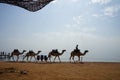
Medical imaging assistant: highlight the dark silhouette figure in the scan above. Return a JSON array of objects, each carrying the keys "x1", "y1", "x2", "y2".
[
  {"x1": 37, "y1": 55, "x2": 48, "y2": 63},
  {"x1": 7, "y1": 53, "x2": 11, "y2": 61},
  {"x1": 40, "y1": 55, "x2": 44, "y2": 62},
  {"x1": 44, "y1": 55, "x2": 48, "y2": 62},
  {"x1": 74, "y1": 45, "x2": 80, "y2": 53},
  {"x1": 76, "y1": 45, "x2": 78, "y2": 50},
  {"x1": 37, "y1": 55, "x2": 40, "y2": 61}
]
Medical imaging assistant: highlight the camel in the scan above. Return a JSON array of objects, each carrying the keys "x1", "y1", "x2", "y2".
[
  {"x1": 11, "y1": 49, "x2": 26, "y2": 61},
  {"x1": 48, "y1": 49, "x2": 66, "y2": 62},
  {"x1": 70, "y1": 50, "x2": 89, "y2": 63},
  {"x1": 23, "y1": 50, "x2": 41, "y2": 62}
]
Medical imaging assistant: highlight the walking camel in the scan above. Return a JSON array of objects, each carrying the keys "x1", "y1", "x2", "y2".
[
  {"x1": 11, "y1": 49, "x2": 26, "y2": 61},
  {"x1": 70, "y1": 50, "x2": 89, "y2": 63},
  {"x1": 23, "y1": 50, "x2": 41, "y2": 61},
  {"x1": 48, "y1": 49, "x2": 66, "y2": 62}
]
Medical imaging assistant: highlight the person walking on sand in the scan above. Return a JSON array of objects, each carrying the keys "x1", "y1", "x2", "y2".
[
  {"x1": 40, "y1": 55, "x2": 44, "y2": 62},
  {"x1": 37, "y1": 55, "x2": 40, "y2": 62}
]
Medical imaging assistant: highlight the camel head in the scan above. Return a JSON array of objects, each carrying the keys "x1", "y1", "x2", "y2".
[
  {"x1": 37, "y1": 50, "x2": 41, "y2": 55},
  {"x1": 62, "y1": 50, "x2": 66, "y2": 52},
  {"x1": 81, "y1": 50, "x2": 89, "y2": 56},
  {"x1": 85, "y1": 50, "x2": 89, "y2": 53},
  {"x1": 20, "y1": 50, "x2": 26, "y2": 55},
  {"x1": 23, "y1": 50, "x2": 26, "y2": 53},
  {"x1": 60, "y1": 50, "x2": 66, "y2": 55}
]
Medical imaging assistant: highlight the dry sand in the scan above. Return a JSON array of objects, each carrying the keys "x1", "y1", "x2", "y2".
[{"x1": 0, "y1": 61, "x2": 120, "y2": 80}]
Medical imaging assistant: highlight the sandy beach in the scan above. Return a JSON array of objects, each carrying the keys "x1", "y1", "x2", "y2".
[{"x1": 0, "y1": 61, "x2": 120, "y2": 80}]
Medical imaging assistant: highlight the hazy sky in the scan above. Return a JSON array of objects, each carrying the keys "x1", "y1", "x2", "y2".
[{"x1": 0, "y1": 0, "x2": 120, "y2": 62}]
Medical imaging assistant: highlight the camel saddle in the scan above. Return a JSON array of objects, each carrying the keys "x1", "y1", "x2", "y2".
[
  {"x1": 74, "y1": 49, "x2": 80, "y2": 53},
  {"x1": 13, "y1": 49, "x2": 19, "y2": 52},
  {"x1": 29, "y1": 50, "x2": 34, "y2": 53},
  {"x1": 52, "y1": 49, "x2": 59, "y2": 53}
]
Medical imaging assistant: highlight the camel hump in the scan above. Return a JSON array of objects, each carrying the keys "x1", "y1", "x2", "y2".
[
  {"x1": 13, "y1": 49, "x2": 19, "y2": 52},
  {"x1": 52, "y1": 49, "x2": 58, "y2": 53},
  {"x1": 29, "y1": 50, "x2": 34, "y2": 53}
]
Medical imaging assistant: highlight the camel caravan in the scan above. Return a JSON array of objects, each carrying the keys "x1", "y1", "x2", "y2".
[{"x1": 2, "y1": 45, "x2": 89, "y2": 63}]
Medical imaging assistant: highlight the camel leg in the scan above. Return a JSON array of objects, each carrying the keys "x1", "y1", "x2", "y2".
[
  {"x1": 17, "y1": 56, "x2": 19, "y2": 62},
  {"x1": 48, "y1": 54, "x2": 51, "y2": 62},
  {"x1": 22, "y1": 56, "x2": 24, "y2": 61},
  {"x1": 58, "y1": 56, "x2": 61, "y2": 62},
  {"x1": 11, "y1": 56, "x2": 13, "y2": 61},
  {"x1": 30, "y1": 56, "x2": 32, "y2": 61},
  {"x1": 78, "y1": 56, "x2": 80, "y2": 62},
  {"x1": 72, "y1": 56, "x2": 75, "y2": 63},
  {"x1": 23, "y1": 56, "x2": 26, "y2": 61},
  {"x1": 53, "y1": 56, "x2": 57, "y2": 62},
  {"x1": 12, "y1": 56, "x2": 15, "y2": 61},
  {"x1": 34, "y1": 56, "x2": 36, "y2": 62},
  {"x1": 10, "y1": 56, "x2": 12, "y2": 60},
  {"x1": 69, "y1": 56, "x2": 72, "y2": 63},
  {"x1": 27, "y1": 57, "x2": 29, "y2": 61},
  {"x1": 48, "y1": 57, "x2": 51, "y2": 62},
  {"x1": 23, "y1": 56, "x2": 27, "y2": 62},
  {"x1": 80, "y1": 57, "x2": 83, "y2": 63}
]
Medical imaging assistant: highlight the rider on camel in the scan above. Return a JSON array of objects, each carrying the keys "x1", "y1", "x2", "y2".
[{"x1": 74, "y1": 45, "x2": 80, "y2": 52}]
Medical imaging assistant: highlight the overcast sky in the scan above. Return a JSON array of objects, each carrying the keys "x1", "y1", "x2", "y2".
[{"x1": 0, "y1": 0, "x2": 120, "y2": 62}]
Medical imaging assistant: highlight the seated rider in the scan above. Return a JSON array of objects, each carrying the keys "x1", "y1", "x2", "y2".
[
  {"x1": 76, "y1": 45, "x2": 78, "y2": 50},
  {"x1": 74, "y1": 45, "x2": 80, "y2": 52}
]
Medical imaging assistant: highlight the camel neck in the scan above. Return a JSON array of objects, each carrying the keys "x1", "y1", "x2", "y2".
[
  {"x1": 59, "y1": 50, "x2": 65, "y2": 55},
  {"x1": 81, "y1": 51, "x2": 87, "y2": 55},
  {"x1": 36, "y1": 51, "x2": 40, "y2": 55},
  {"x1": 20, "y1": 51, "x2": 25, "y2": 54}
]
